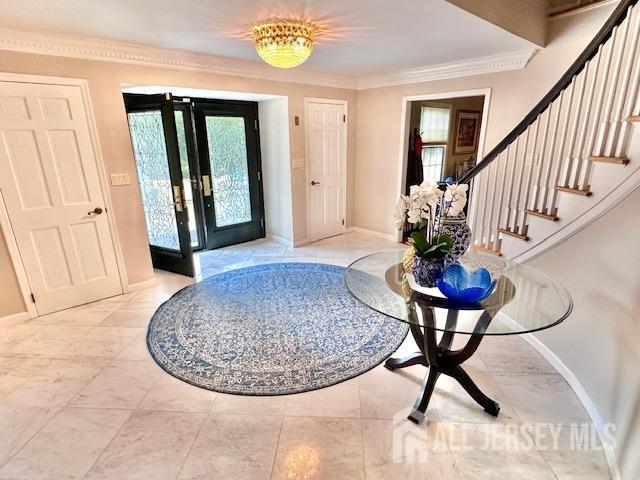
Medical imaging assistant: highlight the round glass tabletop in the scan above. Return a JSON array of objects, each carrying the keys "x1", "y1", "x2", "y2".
[{"x1": 343, "y1": 250, "x2": 573, "y2": 336}]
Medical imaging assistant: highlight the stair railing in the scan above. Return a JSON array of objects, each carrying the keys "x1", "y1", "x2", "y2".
[{"x1": 462, "y1": 0, "x2": 640, "y2": 254}]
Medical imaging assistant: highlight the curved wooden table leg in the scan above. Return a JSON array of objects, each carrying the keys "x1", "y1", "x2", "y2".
[
  {"x1": 408, "y1": 367, "x2": 440, "y2": 424},
  {"x1": 448, "y1": 365, "x2": 500, "y2": 416},
  {"x1": 385, "y1": 352, "x2": 428, "y2": 370}
]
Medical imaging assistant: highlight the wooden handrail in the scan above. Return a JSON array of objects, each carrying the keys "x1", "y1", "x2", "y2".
[{"x1": 460, "y1": 0, "x2": 638, "y2": 184}]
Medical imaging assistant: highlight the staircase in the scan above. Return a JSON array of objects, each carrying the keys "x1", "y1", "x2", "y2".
[{"x1": 463, "y1": 0, "x2": 640, "y2": 260}]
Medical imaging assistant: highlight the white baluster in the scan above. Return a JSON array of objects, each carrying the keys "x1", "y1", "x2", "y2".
[
  {"x1": 562, "y1": 65, "x2": 589, "y2": 188},
  {"x1": 487, "y1": 153, "x2": 506, "y2": 250},
  {"x1": 471, "y1": 168, "x2": 490, "y2": 247},
  {"x1": 531, "y1": 109, "x2": 556, "y2": 212},
  {"x1": 503, "y1": 136, "x2": 521, "y2": 231},
  {"x1": 512, "y1": 126, "x2": 530, "y2": 236},
  {"x1": 617, "y1": 5, "x2": 640, "y2": 157},
  {"x1": 479, "y1": 157, "x2": 498, "y2": 250},
  {"x1": 523, "y1": 116, "x2": 541, "y2": 214},
  {"x1": 572, "y1": 45, "x2": 603, "y2": 188},
  {"x1": 605, "y1": 6, "x2": 640, "y2": 156},
  {"x1": 493, "y1": 146, "x2": 512, "y2": 251},
  {"x1": 550, "y1": 78, "x2": 576, "y2": 208},
  {"x1": 594, "y1": 15, "x2": 631, "y2": 156},
  {"x1": 540, "y1": 97, "x2": 566, "y2": 215},
  {"x1": 582, "y1": 28, "x2": 617, "y2": 190}
]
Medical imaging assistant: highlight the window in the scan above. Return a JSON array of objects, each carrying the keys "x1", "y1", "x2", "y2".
[{"x1": 420, "y1": 106, "x2": 451, "y2": 182}]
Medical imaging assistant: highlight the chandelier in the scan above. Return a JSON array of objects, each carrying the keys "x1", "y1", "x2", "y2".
[{"x1": 252, "y1": 20, "x2": 315, "y2": 69}]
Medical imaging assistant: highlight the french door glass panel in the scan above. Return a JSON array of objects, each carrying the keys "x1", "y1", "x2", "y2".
[
  {"x1": 174, "y1": 110, "x2": 200, "y2": 247},
  {"x1": 128, "y1": 110, "x2": 180, "y2": 250},
  {"x1": 205, "y1": 116, "x2": 252, "y2": 227}
]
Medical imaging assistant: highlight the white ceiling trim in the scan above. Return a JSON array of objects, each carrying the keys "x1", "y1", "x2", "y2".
[
  {"x1": 0, "y1": 28, "x2": 358, "y2": 90},
  {"x1": 356, "y1": 49, "x2": 538, "y2": 90},
  {"x1": 0, "y1": 28, "x2": 537, "y2": 91}
]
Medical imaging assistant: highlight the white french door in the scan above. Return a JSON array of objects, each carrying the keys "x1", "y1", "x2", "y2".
[
  {"x1": 0, "y1": 80, "x2": 122, "y2": 315},
  {"x1": 305, "y1": 99, "x2": 347, "y2": 242}
]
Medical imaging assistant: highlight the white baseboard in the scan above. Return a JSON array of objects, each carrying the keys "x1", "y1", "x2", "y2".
[
  {"x1": 348, "y1": 226, "x2": 398, "y2": 242},
  {"x1": 522, "y1": 333, "x2": 620, "y2": 480},
  {"x1": 293, "y1": 238, "x2": 311, "y2": 247},
  {"x1": 266, "y1": 233, "x2": 293, "y2": 247},
  {"x1": 0, "y1": 311, "x2": 31, "y2": 324},
  {"x1": 126, "y1": 278, "x2": 157, "y2": 293}
]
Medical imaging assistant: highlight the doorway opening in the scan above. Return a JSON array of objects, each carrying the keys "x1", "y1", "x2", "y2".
[
  {"x1": 397, "y1": 89, "x2": 491, "y2": 241},
  {"x1": 123, "y1": 92, "x2": 266, "y2": 276}
]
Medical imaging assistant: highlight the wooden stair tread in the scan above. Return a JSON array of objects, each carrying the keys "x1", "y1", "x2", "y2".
[
  {"x1": 555, "y1": 185, "x2": 592, "y2": 196},
  {"x1": 498, "y1": 227, "x2": 530, "y2": 241},
  {"x1": 589, "y1": 155, "x2": 629, "y2": 165},
  {"x1": 627, "y1": 115, "x2": 640, "y2": 123},
  {"x1": 525, "y1": 209, "x2": 559, "y2": 221},
  {"x1": 472, "y1": 244, "x2": 502, "y2": 257}
]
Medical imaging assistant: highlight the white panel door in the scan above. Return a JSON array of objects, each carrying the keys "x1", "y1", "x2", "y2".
[
  {"x1": 306, "y1": 100, "x2": 346, "y2": 241},
  {"x1": 0, "y1": 81, "x2": 122, "y2": 315}
]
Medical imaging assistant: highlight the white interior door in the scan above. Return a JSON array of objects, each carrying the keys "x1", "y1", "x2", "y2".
[
  {"x1": 306, "y1": 99, "x2": 346, "y2": 241},
  {"x1": 0, "y1": 81, "x2": 122, "y2": 315}
]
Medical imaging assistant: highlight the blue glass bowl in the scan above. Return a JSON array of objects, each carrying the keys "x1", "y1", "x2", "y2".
[{"x1": 436, "y1": 263, "x2": 496, "y2": 304}]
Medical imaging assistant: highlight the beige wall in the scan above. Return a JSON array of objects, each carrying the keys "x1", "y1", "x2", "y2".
[
  {"x1": 529, "y1": 187, "x2": 640, "y2": 480},
  {"x1": 354, "y1": 4, "x2": 615, "y2": 236},
  {"x1": 259, "y1": 98, "x2": 294, "y2": 242},
  {"x1": 0, "y1": 50, "x2": 357, "y2": 316},
  {"x1": 409, "y1": 96, "x2": 485, "y2": 180}
]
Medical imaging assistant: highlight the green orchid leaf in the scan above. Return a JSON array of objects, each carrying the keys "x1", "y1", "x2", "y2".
[
  {"x1": 424, "y1": 241, "x2": 447, "y2": 254},
  {"x1": 436, "y1": 233, "x2": 454, "y2": 252},
  {"x1": 410, "y1": 231, "x2": 430, "y2": 255}
]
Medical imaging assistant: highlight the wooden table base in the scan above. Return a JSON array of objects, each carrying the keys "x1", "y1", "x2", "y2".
[{"x1": 385, "y1": 299, "x2": 500, "y2": 424}]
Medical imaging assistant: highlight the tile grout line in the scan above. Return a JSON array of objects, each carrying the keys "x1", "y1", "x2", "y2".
[
  {"x1": 174, "y1": 411, "x2": 209, "y2": 480},
  {"x1": 268, "y1": 414, "x2": 286, "y2": 479}
]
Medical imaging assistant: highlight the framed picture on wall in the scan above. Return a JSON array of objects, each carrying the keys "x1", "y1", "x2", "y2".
[{"x1": 453, "y1": 110, "x2": 481, "y2": 154}]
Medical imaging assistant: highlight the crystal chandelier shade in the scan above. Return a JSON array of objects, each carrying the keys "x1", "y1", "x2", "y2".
[{"x1": 252, "y1": 20, "x2": 315, "y2": 69}]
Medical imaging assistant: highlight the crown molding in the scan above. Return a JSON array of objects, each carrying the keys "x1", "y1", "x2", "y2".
[
  {"x1": 0, "y1": 28, "x2": 537, "y2": 91},
  {"x1": 356, "y1": 48, "x2": 537, "y2": 90},
  {"x1": 0, "y1": 28, "x2": 358, "y2": 90}
]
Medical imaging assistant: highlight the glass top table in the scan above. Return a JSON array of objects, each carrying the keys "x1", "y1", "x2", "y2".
[
  {"x1": 343, "y1": 250, "x2": 573, "y2": 423},
  {"x1": 344, "y1": 250, "x2": 573, "y2": 336}
]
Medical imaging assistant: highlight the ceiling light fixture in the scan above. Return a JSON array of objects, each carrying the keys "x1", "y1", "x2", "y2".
[{"x1": 252, "y1": 20, "x2": 315, "y2": 69}]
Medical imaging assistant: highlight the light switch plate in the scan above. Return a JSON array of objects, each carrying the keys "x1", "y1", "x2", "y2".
[
  {"x1": 292, "y1": 157, "x2": 305, "y2": 169},
  {"x1": 110, "y1": 173, "x2": 131, "y2": 186}
]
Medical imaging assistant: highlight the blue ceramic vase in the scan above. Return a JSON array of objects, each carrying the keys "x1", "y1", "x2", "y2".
[
  {"x1": 412, "y1": 256, "x2": 446, "y2": 288},
  {"x1": 439, "y1": 213, "x2": 471, "y2": 265}
]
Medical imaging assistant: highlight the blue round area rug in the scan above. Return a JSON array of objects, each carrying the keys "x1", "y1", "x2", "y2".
[{"x1": 147, "y1": 263, "x2": 408, "y2": 395}]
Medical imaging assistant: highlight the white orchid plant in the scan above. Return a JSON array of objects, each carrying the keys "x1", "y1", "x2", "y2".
[{"x1": 394, "y1": 180, "x2": 469, "y2": 259}]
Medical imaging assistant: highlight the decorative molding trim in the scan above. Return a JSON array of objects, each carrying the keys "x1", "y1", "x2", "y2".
[
  {"x1": 357, "y1": 49, "x2": 537, "y2": 90},
  {"x1": 126, "y1": 278, "x2": 157, "y2": 293},
  {"x1": 348, "y1": 227, "x2": 398, "y2": 242},
  {"x1": 0, "y1": 311, "x2": 30, "y2": 324},
  {"x1": 267, "y1": 233, "x2": 293, "y2": 247},
  {"x1": 522, "y1": 333, "x2": 620, "y2": 480},
  {"x1": 0, "y1": 29, "x2": 539, "y2": 91},
  {"x1": 0, "y1": 28, "x2": 358, "y2": 90}
]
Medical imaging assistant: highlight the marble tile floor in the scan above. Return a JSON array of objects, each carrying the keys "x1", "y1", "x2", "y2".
[{"x1": 0, "y1": 232, "x2": 609, "y2": 479}]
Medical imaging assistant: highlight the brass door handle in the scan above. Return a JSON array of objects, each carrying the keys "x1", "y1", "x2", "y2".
[
  {"x1": 88, "y1": 207, "x2": 103, "y2": 215},
  {"x1": 311, "y1": 180, "x2": 320, "y2": 186}
]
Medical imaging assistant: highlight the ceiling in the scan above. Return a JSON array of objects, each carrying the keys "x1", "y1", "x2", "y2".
[{"x1": 0, "y1": 0, "x2": 536, "y2": 77}]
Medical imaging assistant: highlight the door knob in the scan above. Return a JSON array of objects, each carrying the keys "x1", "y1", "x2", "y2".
[
  {"x1": 311, "y1": 180, "x2": 320, "y2": 185},
  {"x1": 88, "y1": 207, "x2": 103, "y2": 215}
]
